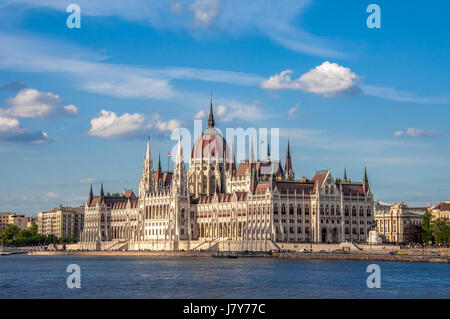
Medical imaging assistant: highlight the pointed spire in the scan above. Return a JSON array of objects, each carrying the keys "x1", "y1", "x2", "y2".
[
  {"x1": 229, "y1": 140, "x2": 236, "y2": 175},
  {"x1": 146, "y1": 136, "x2": 151, "y2": 159},
  {"x1": 140, "y1": 136, "x2": 154, "y2": 196},
  {"x1": 344, "y1": 168, "x2": 347, "y2": 181},
  {"x1": 267, "y1": 141, "x2": 271, "y2": 160},
  {"x1": 87, "y1": 184, "x2": 93, "y2": 206},
  {"x1": 157, "y1": 153, "x2": 161, "y2": 172},
  {"x1": 363, "y1": 165, "x2": 370, "y2": 193},
  {"x1": 99, "y1": 183, "x2": 104, "y2": 204},
  {"x1": 207, "y1": 91, "x2": 215, "y2": 128},
  {"x1": 285, "y1": 139, "x2": 293, "y2": 180},
  {"x1": 176, "y1": 133, "x2": 183, "y2": 163}
]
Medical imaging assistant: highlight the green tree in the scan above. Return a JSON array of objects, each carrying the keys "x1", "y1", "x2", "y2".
[
  {"x1": 0, "y1": 225, "x2": 21, "y2": 245},
  {"x1": 432, "y1": 217, "x2": 450, "y2": 245},
  {"x1": 421, "y1": 210, "x2": 434, "y2": 244}
]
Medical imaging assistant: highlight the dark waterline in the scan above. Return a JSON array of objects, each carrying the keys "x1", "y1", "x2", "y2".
[{"x1": 0, "y1": 255, "x2": 448, "y2": 298}]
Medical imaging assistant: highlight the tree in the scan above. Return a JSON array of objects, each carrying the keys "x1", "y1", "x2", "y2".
[
  {"x1": 0, "y1": 225, "x2": 21, "y2": 245},
  {"x1": 432, "y1": 218, "x2": 450, "y2": 245},
  {"x1": 421, "y1": 210, "x2": 434, "y2": 244}
]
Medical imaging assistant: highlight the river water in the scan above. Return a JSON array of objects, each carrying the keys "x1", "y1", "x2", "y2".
[{"x1": 0, "y1": 255, "x2": 448, "y2": 298}]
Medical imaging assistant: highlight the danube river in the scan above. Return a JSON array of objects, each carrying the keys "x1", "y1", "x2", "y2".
[{"x1": 0, "y1": 255, "x2": 448, "y2": 298}]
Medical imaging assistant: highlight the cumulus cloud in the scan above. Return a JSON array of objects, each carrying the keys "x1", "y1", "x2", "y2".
[
  {"x1": 261, "y1": 62, "x2": 361, "y2": 97},
  {"x1": 216, "y1": 105, "x2": 227, "y2": 116},
  {"x1": 63, "y1": 104, "x2": 79, "y2": 115},
  {"x1": 0, "y1": 88, "x2": 78, "y2": 118},
  {"x1": 194, "y1": 110, "x2": 207, "y2": 119},
  {"x1": 394, "y1": 128, "x2": 440, "y2": 138},
  {"x1": 88, "y1": 110, "x2": 181, "y2": 139},
  {"x1": 218, "y1": 101, "x2": 267, "y2": 122},
  {"x1": 0, "y1": 115, "x2": 51, "y2": 144}
]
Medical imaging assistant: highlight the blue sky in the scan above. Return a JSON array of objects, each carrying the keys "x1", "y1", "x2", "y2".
[{"x1": 0, "y1": 0, "x2": 449, "y2": 214}]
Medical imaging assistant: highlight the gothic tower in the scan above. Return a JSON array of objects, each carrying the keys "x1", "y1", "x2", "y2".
[
  {"x1": 139, "y1": 136, "x2": 154, "y2": 197},
  {"x1": 284, "y1": 139, "x2": 295, "y2": 180}
]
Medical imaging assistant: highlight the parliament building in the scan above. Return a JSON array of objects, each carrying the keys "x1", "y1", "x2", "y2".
[{"x1": 79, "y1": 102, "x2": 375, "y2": 251}]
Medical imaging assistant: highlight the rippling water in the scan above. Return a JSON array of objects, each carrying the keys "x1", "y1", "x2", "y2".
[{"x1": 0, "y1": 255, "x2": 448, "y2": 298}]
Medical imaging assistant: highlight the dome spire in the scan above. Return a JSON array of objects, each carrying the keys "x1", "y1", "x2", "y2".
[{"x1": 207, "y1": 91, "x2": 215, "y2": 128}]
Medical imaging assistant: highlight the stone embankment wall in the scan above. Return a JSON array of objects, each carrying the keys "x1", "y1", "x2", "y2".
[{"x1": 27, "y1": 250, "x2": 449, "y2": 264}]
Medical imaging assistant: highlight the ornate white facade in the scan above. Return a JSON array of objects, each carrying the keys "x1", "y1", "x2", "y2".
[{"x1": 79, "y1": 103, "x2": 375, "y2": 251}]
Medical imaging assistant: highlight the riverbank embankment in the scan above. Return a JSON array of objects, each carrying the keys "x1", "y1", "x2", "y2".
[{"x1": 25, "y1": 250, "x2": 449, "y2": 263}]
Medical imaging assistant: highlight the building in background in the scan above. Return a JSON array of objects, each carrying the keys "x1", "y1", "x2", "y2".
[
  {"x1": 429, "y1": 201, "x2": 450, "y2": 220},
  {"x1": 27, "y1": 217, "x2": 37, "y2": 229},
  {"x1": 79, "y1": 103, "x2": 376, "y2": 251},
  {"x1": 37, "y1": 206, "x2": 85, "y2": 240},
  {"x1": 0, "y1": 212, "x2": 28, "y2": 232},
  {"x1": 375, "y1": 202, "x2": 425, "y2": 243}
]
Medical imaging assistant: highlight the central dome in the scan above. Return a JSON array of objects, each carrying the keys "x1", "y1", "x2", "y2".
[
  {"x1": 191, "y1": 127, "x2": 229, "y2": 161},
  {"x1": 191, "y1": 98, "x2": 229, "y2": 162}
]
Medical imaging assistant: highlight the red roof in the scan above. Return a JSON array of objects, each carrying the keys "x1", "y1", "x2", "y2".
[
  {"x1": 191, "y1": 129, "x2": 229, "y2": 161},
  {"x1": 435, "y1": 202, "x2": 450, "y2": 211},
  {"x1": 339, "y1": 183, "x2": 366, "y2": 196},
  {"x1": 236, "y1": 161, "x2": 284, "y2": 177},
  {"x1": 311, "y1": 171, "x2": 328, "y2": 188},
  {"x1": 275, "y1": 181, "x2": 315, "y2": 194},
  {"x1": 88, "y1": 191, "x2": 138, "y2": 209}
]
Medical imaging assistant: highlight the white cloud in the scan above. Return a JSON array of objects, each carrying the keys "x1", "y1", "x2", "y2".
[
  {"x1": 0, "y1": 33, "x2": 265, "y2": 101},
  {"x1": 261, "y1": 62, "x2": 361, "y2": 97},
  {"x1": 88, "y1": 110, "x2": 181, "y2": 139},
  {"x1": 362, "y1": 85, "x2": 450, "y2": 104},
  {"x1": 216, "y1": 105, "x2": 227, "y2": 116},
  {"x1": 288, "y1": 104, "x2": 299, "y2": 116},
  {"x1": 218, "y1": 101, "x2": 267, "y2": 122},
  {"x1": 0, "y1": 88, "x2": 78, "y2": 118},
  {"x1": 0, "y1": 116, "x2": 20, "y2": 133},
  {"x1": 43, "y1": 192, "x2": 60, "y2": 200},
  {"x1": 394, "y1": 128, "x2": 440, "y2": 138},
  {"x1": 155, "y1": 119, "x2": 182, "y2": 132},
  {"x1": 63, "y1": 104, "x2": 79, "y2": 115},
  {"x1": 0, "y1": 115, "x2": 51, "y2": 144},
  {"x1": 80, "y1": 178, "x2": 94, "y2": 184},
  {"x1": 194, "y1": 110, "x2": 207, "y2": 119},
  {"x1": 190, "y1": 0, "x2": 222, "y2": 27}
]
